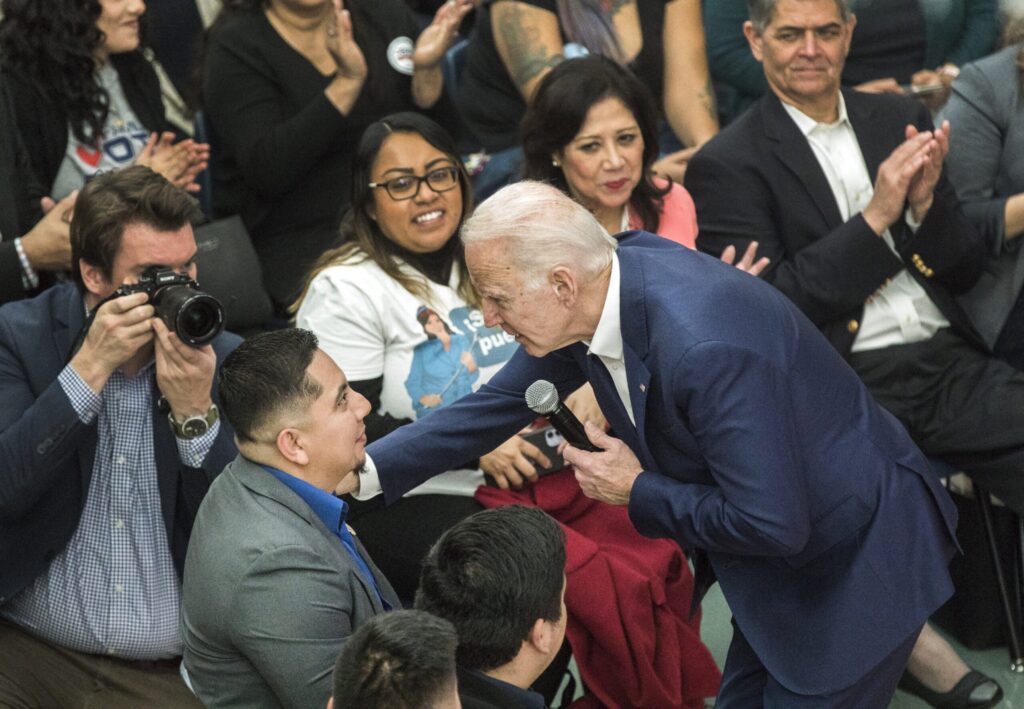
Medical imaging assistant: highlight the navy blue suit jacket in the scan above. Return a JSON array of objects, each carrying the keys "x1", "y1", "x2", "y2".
[
  {"x1": 0, "y1": 282, "x2": 241, "y2": 604},
  {"x1": 367, "y1": 233, "x2": 958, "y2": 694}
]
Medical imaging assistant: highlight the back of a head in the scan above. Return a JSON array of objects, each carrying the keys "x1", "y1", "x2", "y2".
[
  {"x1": 414, "y1": 505, "x2": 566, "y2": 672},
  {"x1": 332, "y1": 610, "x2": 458, "y2": 709},
  {"x1": 216, "y1": 328, "x2": 321, "y2": 444},
  {"x1": 460, "y1": 181, "x2": 616, "y2": 291}
]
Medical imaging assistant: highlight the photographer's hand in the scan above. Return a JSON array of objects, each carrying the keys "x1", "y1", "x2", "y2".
[
  {"x1": 152, "y1": 318, "x2": 216, "y2": 419},
  {"x1": 70, "y1": 292, "x2": 155, "y2": 394}
]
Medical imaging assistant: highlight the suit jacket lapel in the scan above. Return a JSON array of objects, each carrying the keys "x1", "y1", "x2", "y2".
[
  {"x1": 235, "y1": 459, "x2": 387, "y2": 610},
  {"x1": 614, "y1": 252, "x2": 656, "y2": 471},
  {"x1": 843, "y1": 89, "x2": 886, "y2": 183},
  {"x1": 762, "y1": 93, "x2": 845, "y2": 230}
]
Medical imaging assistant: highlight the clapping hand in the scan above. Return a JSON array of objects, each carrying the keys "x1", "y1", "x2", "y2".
[
  {"x1": 413, "y1": 0, "x2": 474, "y2": 70},
  {"x1": 327, "y1": 0, "x2": 367, "y2": 82},
  {"x1": 136, "y1": 132, "x2": 210, "y2": 193}
]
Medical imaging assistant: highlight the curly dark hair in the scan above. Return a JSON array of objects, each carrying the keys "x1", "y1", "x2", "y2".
[
  {"x1": 0, "y1": 0, "x2": 116, "y2": 145},
  {"x1": 521, "y1": 55, "x2": 670, "y2": 233}
]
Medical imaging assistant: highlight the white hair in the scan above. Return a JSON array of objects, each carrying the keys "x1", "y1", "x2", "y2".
[{"x1": 460, "y1": 181, "x2": 617, "y2": 291}]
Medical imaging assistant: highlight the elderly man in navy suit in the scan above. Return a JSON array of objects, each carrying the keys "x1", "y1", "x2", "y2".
[
  {"x1": 338, "y1": 180, "x2": 959, "y2": 706},
  {"x1": 688, "y1": 0, "x2": 1017, "y2": 704}
]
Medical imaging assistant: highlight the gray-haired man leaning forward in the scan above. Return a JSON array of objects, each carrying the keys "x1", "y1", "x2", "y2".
[{"x1": 340, "y1": 180, "x2": 959, "y2": 707}]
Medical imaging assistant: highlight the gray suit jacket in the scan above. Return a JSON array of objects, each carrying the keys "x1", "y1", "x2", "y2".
[
  {"x1": 942, "y1": 43, "x2": 1024, "y2": 347},
  {"x1": 181, "y1": 455, "x2": 399, "y2": 709}
]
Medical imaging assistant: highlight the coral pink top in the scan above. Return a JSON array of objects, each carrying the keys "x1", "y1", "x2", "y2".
[{"x1": 628, "y1": 181, "x2": 699, "y2": 249}]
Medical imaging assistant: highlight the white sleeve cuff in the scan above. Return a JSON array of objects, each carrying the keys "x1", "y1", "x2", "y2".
[{"x1": 353, "y1": 453, "x2": 383, "y2": 500}]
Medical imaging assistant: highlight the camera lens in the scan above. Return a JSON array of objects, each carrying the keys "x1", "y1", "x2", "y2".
[{"x1": 152, "y1": 285, "x2": 225, "y2": 346}]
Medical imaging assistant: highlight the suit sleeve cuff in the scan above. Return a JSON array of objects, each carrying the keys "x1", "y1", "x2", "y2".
[
  {"x1": 59, "y1": 364, "x2": 102, "y2": 424},
  {"x1": 353, "y1": 453, "x2": 383, "y2": 500}
]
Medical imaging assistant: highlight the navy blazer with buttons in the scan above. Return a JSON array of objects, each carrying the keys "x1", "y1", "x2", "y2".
[
  {"x1": 688, "y1": 89, "x2": 987, "y2": 357},
  {"x1": 0, "y1": 282, "x2": 241, "y2": 604},
  {"x1": 366, "y1": 233, "x2": 958, "y2": 695}
]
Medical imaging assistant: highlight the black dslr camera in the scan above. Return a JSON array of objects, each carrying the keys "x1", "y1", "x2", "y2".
[{"x1": 113, "y1": 266, "x2": 225, "y2": 347}]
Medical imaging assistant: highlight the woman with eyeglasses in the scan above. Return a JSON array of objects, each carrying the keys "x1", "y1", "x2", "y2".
[
  {"x1": 202, "y1": 0, "x2": 472, "y2": 315},
  {"x1": 294, "y1": 112, "x2": 549, "y2": 602}
]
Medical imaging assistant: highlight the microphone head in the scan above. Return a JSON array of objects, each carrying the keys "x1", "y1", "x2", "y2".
[{"x1": 525, "y1": 380, "x2": 559, "y2": 415}]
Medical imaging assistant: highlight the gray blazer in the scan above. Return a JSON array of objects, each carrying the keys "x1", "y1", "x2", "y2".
[
  {"x1": 181, "y1": 455, "x2": 400, "y2": 709},
  {"x1": 943, "y1": 43, "x2": 1024, "y2": 347}
]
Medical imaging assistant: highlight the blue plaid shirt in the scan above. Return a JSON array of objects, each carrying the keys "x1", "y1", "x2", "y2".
[{"x1": 1, "y1": 363, "x2": 218, "y2": 659}]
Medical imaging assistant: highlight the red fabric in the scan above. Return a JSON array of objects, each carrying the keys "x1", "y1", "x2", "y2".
[{"x1": 476, "y1": 470, "x2": 721, "y2": 709}]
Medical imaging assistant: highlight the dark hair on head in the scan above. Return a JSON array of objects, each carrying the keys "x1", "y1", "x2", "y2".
[
  {"x1": 747, "y1": 0, "x2": 852, "y2": 32},
  {"x1": 415, "y1": 506, "x2": 566, "y2": 672},
  {"x1": 521, "y1": 55, "x2": 670, "y2": 233},
  {"x1": 217, "y1": 328, "x2": 323, "y2": 443},
  {"x1": 71, "y1": 166, "x2": 203, "y2": 291},
  {"x1": 293, "y1": 112, "x2": 476, "y2": 312},
  {"x1": 416, "y1": 306, "x2": 453, "y2": 340},
  {"x1": 332, "y1": 610, "x2": 458, "y2": 709},
  {"x1": 0, "y1": 0, "x2": 144, "y2": 144}
]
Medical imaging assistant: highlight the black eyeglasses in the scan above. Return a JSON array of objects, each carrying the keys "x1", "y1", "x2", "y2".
[{"x1": 368, "y1": 167, "x2": 460, "y2": 201}]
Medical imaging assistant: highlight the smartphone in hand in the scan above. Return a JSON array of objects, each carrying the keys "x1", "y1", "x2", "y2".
[{"x1": 520, "y1": 424, "x2": 566, "y2": 476}]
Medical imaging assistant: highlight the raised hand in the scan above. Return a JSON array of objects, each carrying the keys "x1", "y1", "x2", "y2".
[
  {"x1": 326, "y1": 0, "x2": 367, "y2": 82},
  {"x1": 905, "y1": 120, "x2": 950, "y2": 222},
  {"x1": 152, "y1": 318, "x2": 216, "y2": 420},
  {"x1": 860, "y1": 128, "x2": 938, "y2": 235},
  {"x1": 70, "y1": 291, "x2": 155, "y2": 391},
  {"x1": 413, "y1": 0, "x2": 474, "y2": 70}
]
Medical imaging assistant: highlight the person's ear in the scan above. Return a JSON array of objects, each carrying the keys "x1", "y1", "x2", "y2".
[
  {"x1": 366, "y1": 202, "x2": 377, "y2": 222},
  {"x1": 276, "y1": 427, "x2": 310, "y2": 466},
  {"x1": 743, "y1": 21, "x2": 764, "y2": 62},
  {"x1": 526, "y1": 617, "x2": 555, "y2": 655},
  {"x1": 550, "y1": 266, "x2": 577, "y2": 306},
  {"x1": 79, "y1": 259, "x2": 111, "y2": 299}
]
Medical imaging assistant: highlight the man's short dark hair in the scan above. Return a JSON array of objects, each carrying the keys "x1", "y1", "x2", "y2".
[
  {"x1": 747, "y1": 0, "x2": 852, "y2": 32},
  {"x1": 70, "y1": 165, "x2": 203, "y2": 290},
  {"x1": 415, "y1": 506, "x2": 566, "y2": 671},
  {"x1": 217, "y1": 328, "x2": 322, "y2": 442},
  {"x1": 332, "y1": 610, "x2": 458, "y2": 709}
]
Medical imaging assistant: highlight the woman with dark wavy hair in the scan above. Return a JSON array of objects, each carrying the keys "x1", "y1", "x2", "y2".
[
  {"x1": 0, "y1": 0, "x2": 208, "y2": 200},
  {"x1": 522, "y1": 56, "x2": 769, "y2": 272},
  {"x1": 201, "y1": 0, "x2": 471, "y2": 314}
]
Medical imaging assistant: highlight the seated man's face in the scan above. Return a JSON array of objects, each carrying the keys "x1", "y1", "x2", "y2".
[
  {"x1": 746, "y1": 0, "x2": 855, "y2": 110},
  {"x1": 298, "y1": 351, "x2": 371, "y2": 488}
]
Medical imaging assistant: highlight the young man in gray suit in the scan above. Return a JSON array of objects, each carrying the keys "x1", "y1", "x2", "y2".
[{"x1": 181, "y1": 328, "x2": 400, "y2": 709}]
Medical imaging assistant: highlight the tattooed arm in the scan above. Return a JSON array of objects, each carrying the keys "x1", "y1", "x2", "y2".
[
  {"x1": 492, "y1": 1, "x2": 565, "y2": 101},
  {"x1": 662, "y1": 0, "x2": 719, "y2": 148}
]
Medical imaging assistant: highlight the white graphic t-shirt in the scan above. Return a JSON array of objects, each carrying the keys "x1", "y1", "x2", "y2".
[
  {"x1": 296, "y1": 255, "x2": 518, "y2": 496},
  {"x1": 50, "y1": 63, "x2": 150, "y2": 199}
]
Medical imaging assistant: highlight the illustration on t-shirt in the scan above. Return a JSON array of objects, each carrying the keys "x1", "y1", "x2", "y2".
[{"x1": 404, "y1": 304, "x2": 516, "y2": 418}]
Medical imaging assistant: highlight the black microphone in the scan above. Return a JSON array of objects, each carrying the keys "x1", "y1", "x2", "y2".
[{"x1": 525, "y1": 380, "x2": 601, "y2": 452}]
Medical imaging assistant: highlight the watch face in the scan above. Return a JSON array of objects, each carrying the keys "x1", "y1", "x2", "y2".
[{"x1": 182, "y1": 418, "x2": 209, "y2": 438}]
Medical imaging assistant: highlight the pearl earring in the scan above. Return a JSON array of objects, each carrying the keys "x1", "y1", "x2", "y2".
[{"x1": 551, "y1": 160, "x2": 560, "y2": 167}]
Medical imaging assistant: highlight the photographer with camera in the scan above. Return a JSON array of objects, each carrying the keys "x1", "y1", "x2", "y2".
[{"x1": 0, "y1": 166, "x2": 240, "y2": 707}]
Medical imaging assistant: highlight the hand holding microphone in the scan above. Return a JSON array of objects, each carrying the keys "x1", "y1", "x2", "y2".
[
  {"x1": 525, "y1": 380, "x2": 601, "y2": 452},
  {"x1": 526, "y1": 380, "x2": 642, "y2": 505}
]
